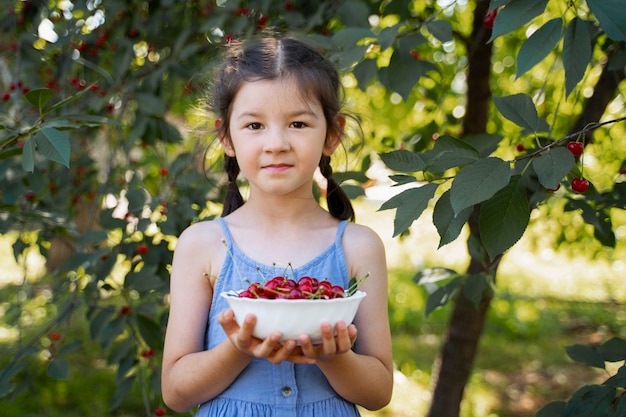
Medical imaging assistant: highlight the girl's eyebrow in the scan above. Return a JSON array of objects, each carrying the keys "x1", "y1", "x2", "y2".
[{"x1": 236, "y1": 109, "x2": 320, "y2": 119}]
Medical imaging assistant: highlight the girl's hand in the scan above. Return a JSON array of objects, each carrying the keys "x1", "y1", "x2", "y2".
[
  {"x1": 218, "y1": 308, "x2": 313, "y2": 364},
  {"x1": 296, "y1": 321, "x2": 357, "y2": 361}
]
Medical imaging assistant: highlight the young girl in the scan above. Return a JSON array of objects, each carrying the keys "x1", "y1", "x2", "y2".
[{"x1": 161, "y1": 36, "x2": 393, "y2": 417}]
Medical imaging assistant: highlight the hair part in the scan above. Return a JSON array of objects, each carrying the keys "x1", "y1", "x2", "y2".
[{"x1": 213, "y1": 36, "x2": 355, "y2": 221}]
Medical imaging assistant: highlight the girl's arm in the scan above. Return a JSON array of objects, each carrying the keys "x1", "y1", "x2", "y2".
[
  {"x1": 302, "y1": 224, "x2": 394, "y2": 410},
  {"x1": 161, "y1": 223, "x2": 253, "y2": 412}
]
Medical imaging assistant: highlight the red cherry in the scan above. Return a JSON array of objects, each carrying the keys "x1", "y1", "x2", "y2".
[
  {"x1": 571, "y1": 178, "x2": 589, "y2": 193},
  {"x1": 2, "y1": 92, "x2": 11, "y2": 101},
  {"x1": 288, "y1": 288, "x2": 304, "y2": 299},
  {"x1": 137, "y1": 244, "x2": 148, "y2": 255},
  {"x1": 159, "y1": 167, "x2": 169, "y2": 176},
  {"x1": 247, "y1": 282, "x2": 265, "y2": 298},
  {"x1": 515, "y1": 143, "x2": 525, "y2": 152},
  {"x1": 238, "y1": 290, "x2": 255, "y2": 298},
  {"x1": 566, "y1": 142, "x2": 584, "y2": 156},
  {"x1": 330, "y1": 285, "x2": 346, "y2": 298},
  {"x1": 155, "y1": 407, "x2": 166, "y2": 416},
  {"x1": 483, "y1": 9, "x2": 498, "y2": 29},
  {"x1": 410, "y1": 50, "x2": 420, "y2": 60},
  {"x1": 48, "y1": 331, "x2": 62, "y2": 341},
  {"x1": 118, "y1": 306, "x2": 133, "y2": 316}
]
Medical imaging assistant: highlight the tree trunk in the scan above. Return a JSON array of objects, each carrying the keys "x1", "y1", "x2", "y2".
[{"x1": 426, "y1": 2, "x2": 496, "y2": 416}]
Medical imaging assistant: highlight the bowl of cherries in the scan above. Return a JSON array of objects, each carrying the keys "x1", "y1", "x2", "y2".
[{"x1": 221, "y1": 275, "x2": 367, "y2": 343}]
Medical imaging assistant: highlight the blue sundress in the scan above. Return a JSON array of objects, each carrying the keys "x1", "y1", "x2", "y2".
[{"x1": 195, "y1": 217, "x2": 360, "y2": 417}]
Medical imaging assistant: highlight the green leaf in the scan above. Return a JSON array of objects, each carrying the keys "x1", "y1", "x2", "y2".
[
  {"x1": 598, "y1": 337, "x2": 626, "y2": 362},
  {"x1": 126, "y1": 184, "x2": 150, "y2": 213},
  {"x1": 332, "y1": 27, "x2": 375, "y2": 49},
  {"x1": 336, "y1": 0, "x2": 371, "y2": 27},
  {"x1": 516, "y1": 18, "x2": 563, "y2": 78},
  {"x1": 532, "y1": 147, "x2": 575, "y2": 190},
  {"x1": 425, "y1": 277, "x2": 462, "y2": 316},
  {"x1": 586, "y1": 0, "x2": 626, "y2": 41},
  {"x1": 34, "y1": 128, "x2": 71, "y2": 167},
  {"x1": 535, "y1": 401, "x2": 566, "y2": 417},
  {"x1": 479, "y1": 175, "x2": 530, "y2": 260},
  {"x1": 135, "y1": 93, "x2": 165, "y2": 116},
  {"x1": 389, "y1": 174, "x2": 417, "y2": 186},
  {"x1": 462, "y1": 133, "x2": 503, "y2": 158},
  {"x1": 137, "y1": 314, "x2": 163, "y2": 350},
  {"x1": 413, "y1": 267, "x2": 459, "y2": 285},
  {"x1": 563, "y1": 18, "x2": 592, "y2": 96},
  {"x1": 566, "y1": 199, "x2": 616, "y2": 247},
  {"x1": 380, "y1": 149, "x2": 426, "y2": 172},
  {"x1": 489, "y1": 0, "x2": 512, "y2": 9},
  {"x1": 353, "y1": 58, "x2": 378, "y2": 90},
  {"x1": 463, "y1": 273, "x2": 492, "y2": 306},
  {"x1": 24, "y1": 88, "x2": 53, "y2": 112},
  {"x1": 425, "y1": 135, "x2": 480, "y2": 171},
  {"x1": 449, "y1": 157, "x2": 511, "y2": 215},
  {"x1": 604, "y1": 366, "x2": 626, "y2": 388},
  {"x1": 89, "y1": 308, "x2": 113, "y2": 342},
  {"x1": 488, "y1": 0, "x2": 549, "y2": 42},
  {"x1": 493, "y1": 94, "x2": 538, "y2": 131},
  {"x1": 47, "y1": 357, "x2": 70, "y2": 380},
  {"x1": 378, "y1": 183, "x2": 439, "y2": 237},
  {"x1": 565, "y1": 344, "x2": 606, "y2": 369},
  {"x1": 564, "y1": 385, "x2": 615, "y2": 417},
  {"x1": 611, "y1": 394, "x2": 626, "y2": 417},
  {"x1": 425, "y1": 19, "x2": 453, "y2": 43},
  {"x1": 377, "y1": 24, "x2": 401, "y2": 50},
  {"x1": 21, "y1": 138, "x2": 35, "y2": 172},
  {"x1": 433, "y1": 189, "x2": 473, "y2": 248},
  {"x1": 57, "y1": 340, "x2": 82, "y2": 355},
  {"x1": 380, "y1": 50, "x2": 439, "y2": 100},
  {"x1": 125, "y1": 266, "x2": 162, "y2": 292},
  {"x1": 110, "y1": 376, "x2": 135, "y2": 410}
]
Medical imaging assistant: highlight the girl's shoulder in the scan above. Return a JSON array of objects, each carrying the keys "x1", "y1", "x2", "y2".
[
  {"x1": 342, "y1": 222, "x2": 385, "y2": 253},
  {"x1": 175, "y1": 218, "x2": 225, "y2": 252}
]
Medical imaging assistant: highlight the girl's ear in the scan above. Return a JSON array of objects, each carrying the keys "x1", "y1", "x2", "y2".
[
  {"x1": 323, "y1": 115, "x2": 345, "y2": 156},
  {"x1": 215, "y1": 118, "x2": 236, "y2": 157}
]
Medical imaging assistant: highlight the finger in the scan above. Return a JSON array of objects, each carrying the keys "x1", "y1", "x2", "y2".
[
  {"x1": 298, "y1": 334, "x2": 317, "y2": 358},
  {"x1": 334, "y1": 321, "x2": 352, "y2": 353},
  {"x1": 319, "y1": 322, "x2": 337, "y2": 356},
  {"x1": 236, "y1": 314, "x2": 257, "y2": 349},
  {"x1": 267, "y1": 339, "x2": 298, "y2": 364},
  {"x1": 347, "y1": 324, "x2": 358, "y2": 347},
  {"x1": 256, "y1": 332, "x2": 284, "y2": 360},
  {"x1": 218, "y1": 309, "x2": 241, "y2": 337}
]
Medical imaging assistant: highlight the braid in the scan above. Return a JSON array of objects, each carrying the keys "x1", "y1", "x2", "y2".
[
  {"x1": 319, "y1": 155, "x2": 355, "y2": 222},
  {"x1": 221, "y1": 155, "x2": 244, "y2": 216}
]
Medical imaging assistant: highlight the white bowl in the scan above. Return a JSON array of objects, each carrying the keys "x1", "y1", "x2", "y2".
[{"x1": 220, "y1": 290, "x2": 367, "y2": 343}]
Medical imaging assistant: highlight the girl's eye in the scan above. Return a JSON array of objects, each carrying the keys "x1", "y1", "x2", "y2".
[
  {"x1": 290, "y1": 121, "x2": 306, "y2": 129},
  {"x1": 247, "y1": 122, "x2": 262, "y2": 130}
]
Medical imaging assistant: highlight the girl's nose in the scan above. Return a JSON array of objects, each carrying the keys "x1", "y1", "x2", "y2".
[{"x1": 263, "y1": 129, "x2": 290, "y2": 153}]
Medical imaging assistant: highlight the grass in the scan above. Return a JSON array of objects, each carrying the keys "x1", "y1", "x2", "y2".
[{"x1": 1, "y1": 200, "x2": 625, "y2": 416}]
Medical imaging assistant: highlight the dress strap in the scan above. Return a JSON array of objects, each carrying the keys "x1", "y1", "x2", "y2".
[
  {"x1": 215, "y1": 217, "x2": 233, "y2": 247},
  {"x1": 335, "y1": 220, "x2": 348, "y2": 243}
]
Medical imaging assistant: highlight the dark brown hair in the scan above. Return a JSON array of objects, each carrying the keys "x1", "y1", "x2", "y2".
[{"x1": 211, "y1": 36, "x2": 355, "y2": 221}]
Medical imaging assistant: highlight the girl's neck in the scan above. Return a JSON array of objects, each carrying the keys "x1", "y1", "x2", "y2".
[{"x1": 237, "y1": 194, "x2": 329, "y2": 225}]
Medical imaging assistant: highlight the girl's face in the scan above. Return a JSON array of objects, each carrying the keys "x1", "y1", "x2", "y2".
[{"x1": 222, "y1": 77, "x2": 341, "y2": 199}]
